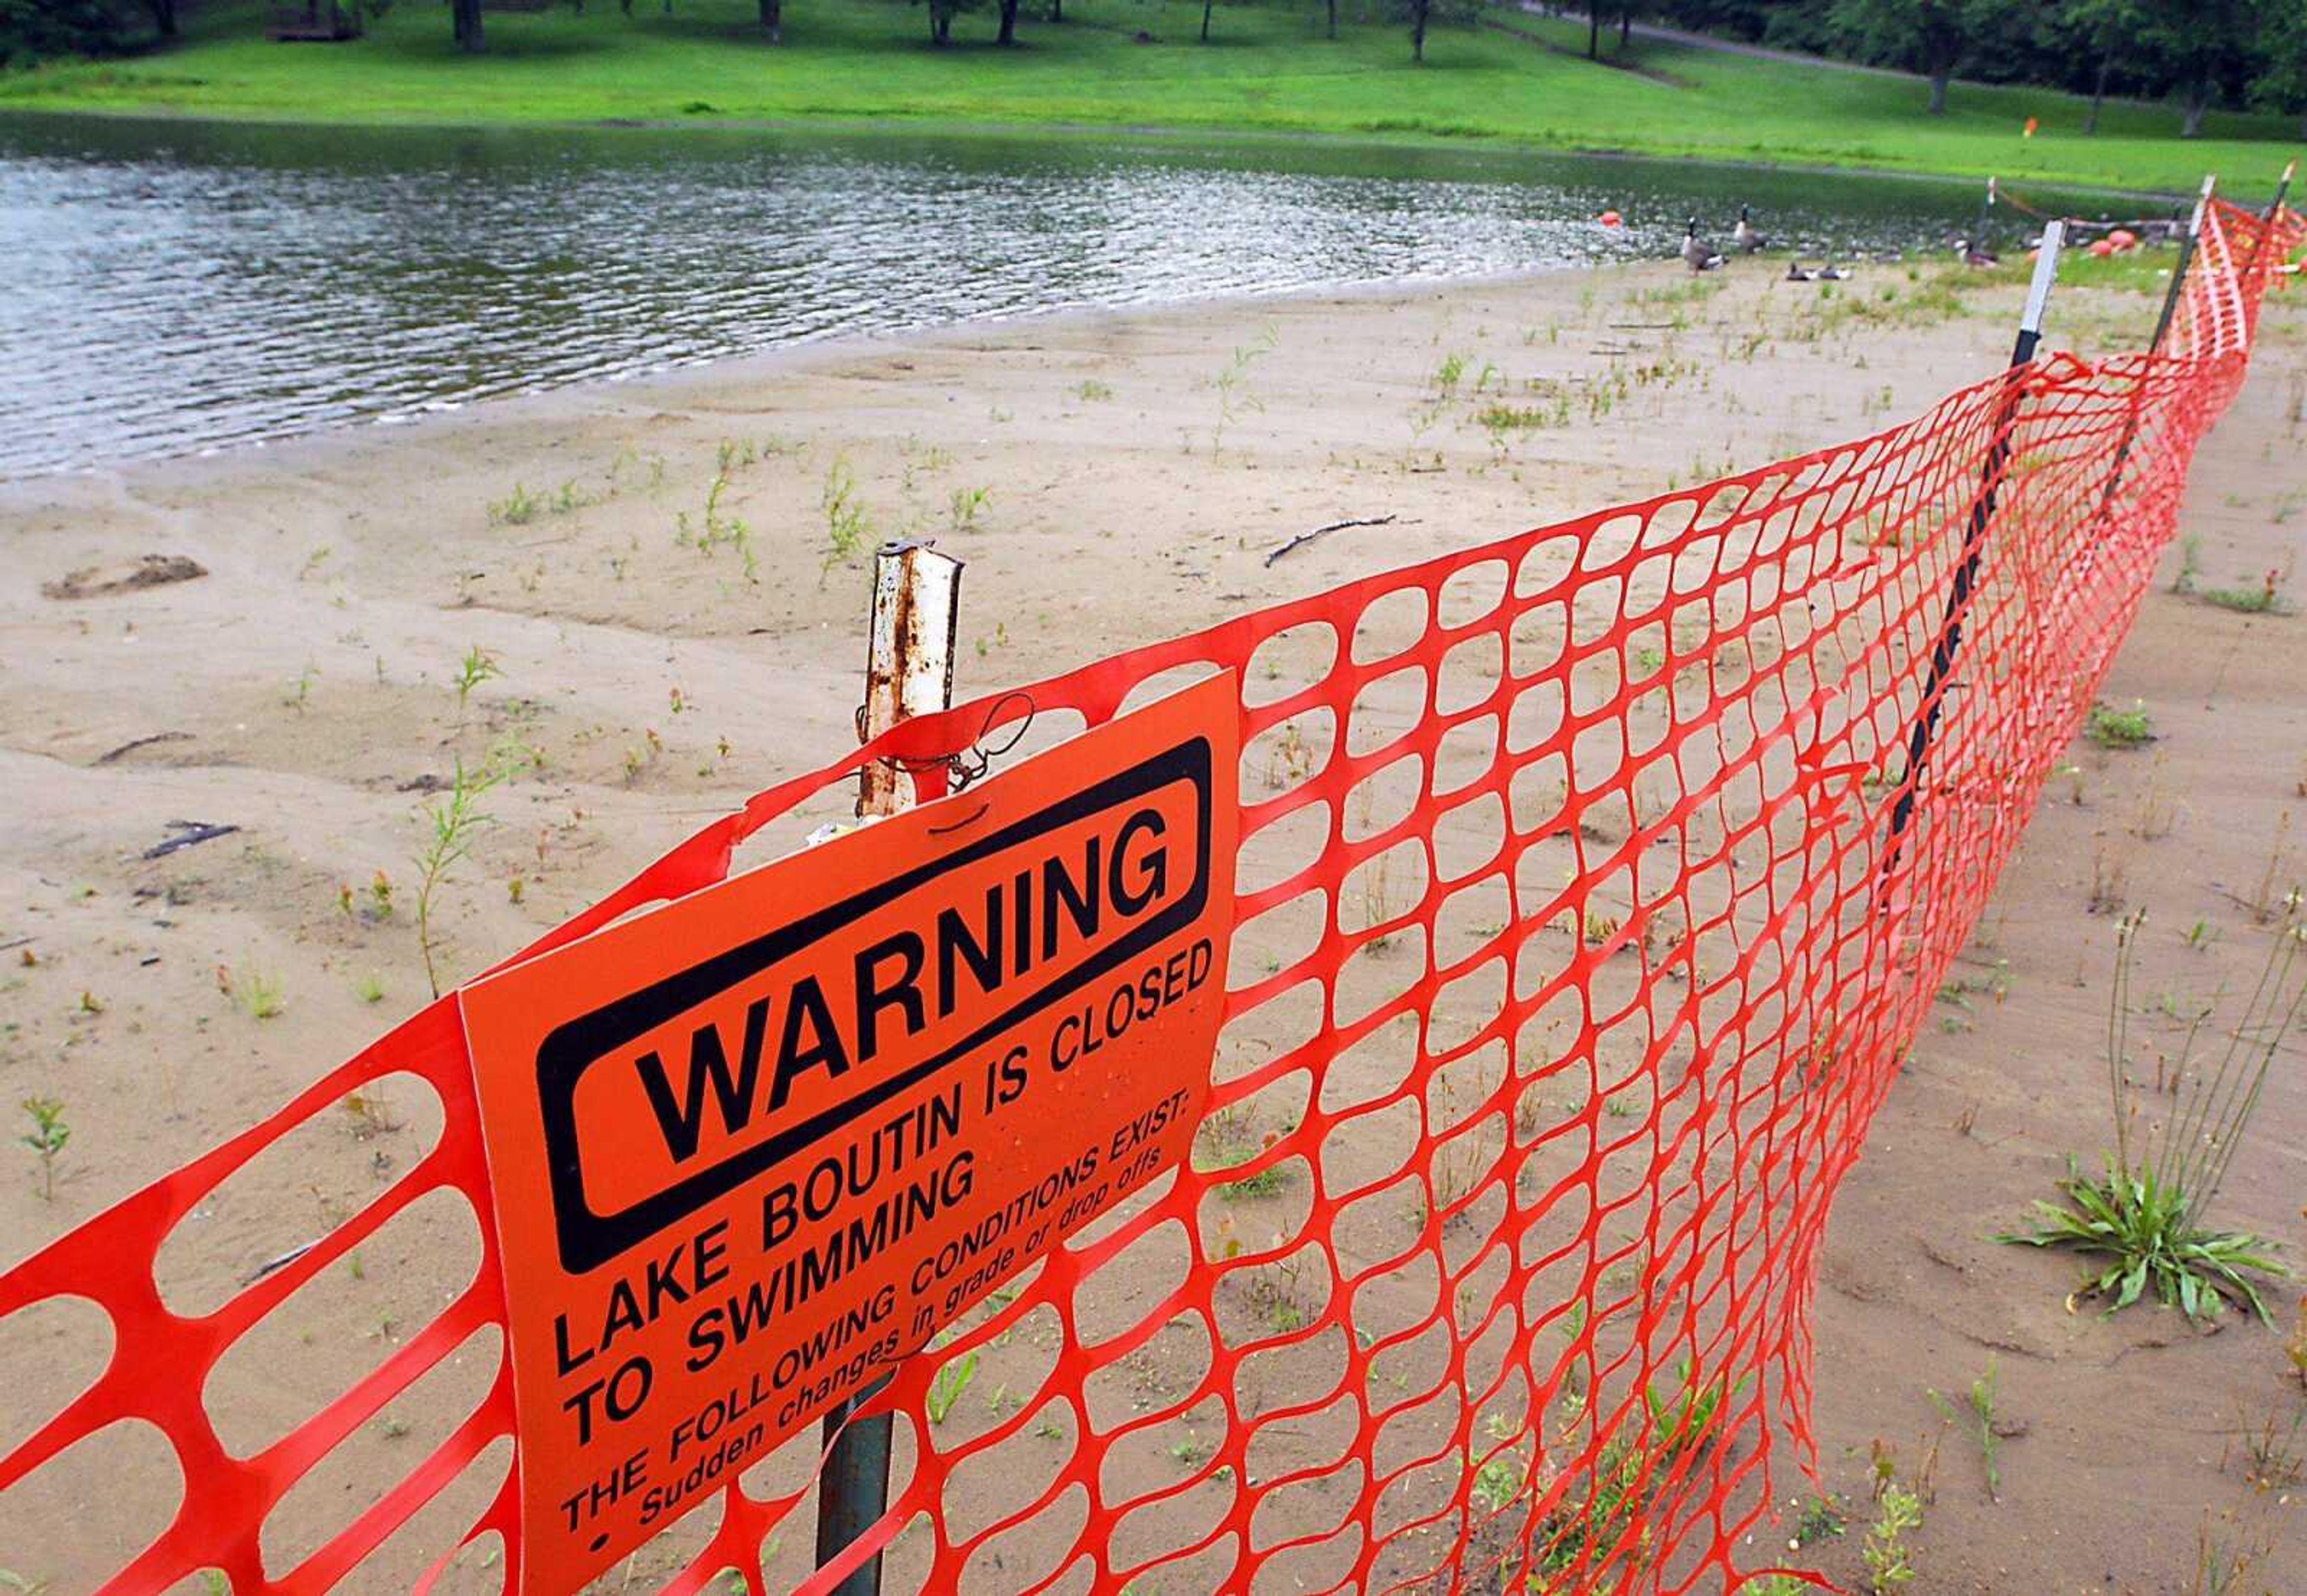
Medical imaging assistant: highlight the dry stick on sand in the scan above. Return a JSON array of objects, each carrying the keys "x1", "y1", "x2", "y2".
[{"x1": 1265, "y1": 514, "x2": 1405, "y2": 567}]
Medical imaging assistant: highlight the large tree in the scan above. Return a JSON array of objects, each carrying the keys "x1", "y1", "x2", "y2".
[
  {"x1": 1828, "y1": 0, "x2": 1977, "y2": 114},
  {"x1": 452, "y1": 0, "x2": 484, "y2": 50},
  {"x1": 2064, "y1": 0, "x2": 2145, "y2": 134},
  {"x1": 925, "y1": 0, "x2": 974, "y2": 44},
  {"x1": 2142, "y1": 0, "x2": 2251, "y2": 136}
]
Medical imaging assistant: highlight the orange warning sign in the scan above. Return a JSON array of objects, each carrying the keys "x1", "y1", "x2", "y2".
[{"x1": 458, "y1": 674, "x2": 1239, "y2": 1591}]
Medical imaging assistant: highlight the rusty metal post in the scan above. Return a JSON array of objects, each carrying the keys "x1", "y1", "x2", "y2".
[
  {"x1": 857, "y1": 539, "x2": 964, "y2": 818},
  {"x1": 816, "y1": 539, "x2": 962, "y2": 1596}
]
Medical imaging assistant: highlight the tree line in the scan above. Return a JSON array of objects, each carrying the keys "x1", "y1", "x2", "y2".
[
  {"x1": 4, "y1": 0, "x2": 2302, "y2": 133},
  {"x1": 1637, "y1": 1, "x2": 2307, "y2": 136}
]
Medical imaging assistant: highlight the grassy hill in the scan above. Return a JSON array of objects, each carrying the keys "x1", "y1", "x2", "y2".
[{"x1": 4, "y1": 0, "x2": 2299, "y2": 195}]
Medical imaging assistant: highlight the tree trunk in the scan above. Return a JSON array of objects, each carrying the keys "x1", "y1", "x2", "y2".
[
  {"x1": 2182, "y1": 81, "x2": 2208, "y2": 138},
  {"x1": 1928, "y1": 69, "x2": 1950, "y2": 115},
  {"x1": 1050, "y1": 0, "x2": 1060, "y2": 20},
  {"x1": 147, "y1": 0, "x2": 178, "y2": 38},
  {"x1": 1619, "y1": 5, "x2": 1630, "y2": 48},
  {"x1": 453, "y1": 0, "x2": 485, "y2": 52},
  {"x1": 759, "y1": 0, "x2": 780, "y2": 42},
  {"x1": 998, "y1": 0, "x2": 1019, "y2": 42},
  {"x1": 1411, "y1": 0, "x2": 1427, "y2": 62},
  {"x1": 932, "y1": 7, "x2": 950, "y2": 44},
  {"x1": 1587, "y1": 2, "x2": 1599, "y2": 59},
  {"x1": 2084, "y1": 48, "x2": 2111, "y2": 136},
  {"x1": 1200, "y1": 0, "x2": 1211, "y2": 43},
  {"x1": 1325, "y1": 0, "x2": 1335, "y2": 41}
]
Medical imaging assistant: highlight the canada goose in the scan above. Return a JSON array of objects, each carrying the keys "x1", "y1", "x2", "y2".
[
  {"x1": 1682, "y1": 218, "x2": 1725, "y2": 273},
  {"x1": 1953, "y1": 237, "x2": 1999, "y2": 269},
  {"x1": 1733, "y1": 205, "x2": 1769, "y2": 252}
]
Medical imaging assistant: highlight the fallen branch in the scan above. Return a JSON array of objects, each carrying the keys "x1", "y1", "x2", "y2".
[
  {"x1": 143, "y1": 820, "x2": 241, "y2": 860},
  {"x1": 1265, "y1": 515, "x2": 1402, "y2": 567},
  {"x1": 97, "y1": 732, "x2": 192, "y2": 765}
]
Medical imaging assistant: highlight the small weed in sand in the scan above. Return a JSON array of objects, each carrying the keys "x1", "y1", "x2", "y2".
[
  {"x1": 224, "y1": 965, "x2": 287, "y2": 1020},
  {"x1": 453, "y1": 646, "x2": 501, "y2": 714},
  {"x1": 353, "y1": 972, "x2": 387, "y2": 1005},
  {"x1": 2234, "y1": 1404, "x2": 2305, "y2": 1490},
  {"x1": 342, "y1": 1084, "x2": 400, "y2": 1138},
  {"x1": 1194, "y1": 1116, "x2": 1288, "y2": 1200},
  {"x1": 1359, "y1": 853, "x2": 1397, "y2": 952},
  {"x1": 1468, "y1": 1413, "x2": 1528, "y2": 1514},
  {"x1": 819, "y1": 457, "x2": 874, "y2": 580},
  {"x1": 2249, "y1": 812, "x2": 2297, "y2": 924},
  {"x1": 1209, "y1": 325, "x2": 1277, "y2": 454},
  {"x1": 1069, "y1": 379, "x2": 1114, "y2": 403},
  {"x1": 2170, "y1": 535, "x2": 2204, "y2": 594},
  {"x1": 2199, "y1": 571, "x2": 2290, "y2": 614},
  {"x1": 1861, "y1": 1485, "x2": 1923, "y2": 1593},
  {"x1": 1792, "y1": 1493, "x2": 1846, "y2": 1547},
  {"x1": 1998, "y1": 905, "x2": 2299, "y2": 1323},
  {"x1": 369, "y1": 869, "x2": 395, "y2": 920},
  {"x1": 19, "y1": 1096, "x2": 68, "y2": 1201},
  {"x1": 1251, "y1": 1264, "x2": 1308, "y2": 1334},
  {"x1": 415, "y1": 759, "x2": 500, "y2": 999},
  {"x1": 2191, "y1": 1510, "x2": 2278, "y2": 1596},
  {"x1": 2085, "y1": 702, "x2": 2154, "y2": 749},
  {"x1": 947, "y1": 485, "x2": 990, "y2": 533},
  {"x1": 283, "y1": 661, "x2": 320, "y2": 711},
  {"x1": 1926, "y1": 1356, "x2": 2005, "y2": 1501},
  {"x1": 487, "y1": 482, "x2": 542, "y2": 526},
  {"x1": 1531, "y1": 1359, "x2": 1745, "y2": 1577},
  {"x1": 1265, "y1": 721, "x2": 1315, "y2": 789},
  {"x1": 0, "y1": 1571, "x2": 55, "y2": 1594},
  {"x1": 1736, "y1": 1580, "x2": 1808, "y2": 1596},
  {"x1": 1169, "y1": 1434, "x2": 1208, "y2": 1468},
  {"x1": 926, "y1": 1349, "x2": 979, "y2": 1427}
]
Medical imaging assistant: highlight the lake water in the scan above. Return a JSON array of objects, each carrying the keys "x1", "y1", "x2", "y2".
[{"x1": 0, "y1": 114, "x2": 2128, "y2": 479}]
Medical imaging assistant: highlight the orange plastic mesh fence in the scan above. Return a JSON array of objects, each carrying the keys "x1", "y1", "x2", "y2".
[{"x1": 4, "y1": 198, "x2": 2300, "y2": 1596}]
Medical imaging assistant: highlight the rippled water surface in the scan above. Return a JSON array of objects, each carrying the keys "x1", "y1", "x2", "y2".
[{"x1": 1, "y1": 115, "x2": 2119, "y2": 478}]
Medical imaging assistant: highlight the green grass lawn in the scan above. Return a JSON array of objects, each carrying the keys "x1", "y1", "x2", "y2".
[{"x1": 5, "y1": 0, "x2": 2299, "y2": 195}]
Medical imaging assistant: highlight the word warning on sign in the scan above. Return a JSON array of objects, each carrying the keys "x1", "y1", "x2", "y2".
[{"x1": 458, "y1": 673, "x2": 1239, "y2": 1591}]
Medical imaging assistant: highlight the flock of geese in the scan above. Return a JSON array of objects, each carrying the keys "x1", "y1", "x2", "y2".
[{"x1": 1676, "y1": 204, "x2": 2004, "y2": 280}]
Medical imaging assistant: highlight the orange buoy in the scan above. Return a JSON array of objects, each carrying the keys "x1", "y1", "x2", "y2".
[
  {"x1": 2108, "y1": 228, "x2": 2138, "y2": 250},
  {"x1": 1599, "y1": 210, "x2": 1623, "y2": 228},
  {"x1": 2090, "y1": 238, "x2": 2115, "y2": 257},
  {"x1": 2023, "y1": 116, "x2": 2038, "y2": 139}
]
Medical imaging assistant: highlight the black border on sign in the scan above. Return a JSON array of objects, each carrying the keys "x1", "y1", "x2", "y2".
[{"x1": 535, "y1": 735, "x2": 1215, "y2": 1273}]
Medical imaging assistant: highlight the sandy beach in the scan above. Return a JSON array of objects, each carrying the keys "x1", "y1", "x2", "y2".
[{"x1": 3, "y1": 255, "x2": 2303, "y2": 1594}]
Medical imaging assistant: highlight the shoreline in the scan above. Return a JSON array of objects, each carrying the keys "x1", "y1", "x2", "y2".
[
  {"x1": 3, "y1": 262, "x2": 1612, "y2": 491},
  {"x1": 0, "y1": 97, "x2": 2219, "y2": 205}
]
